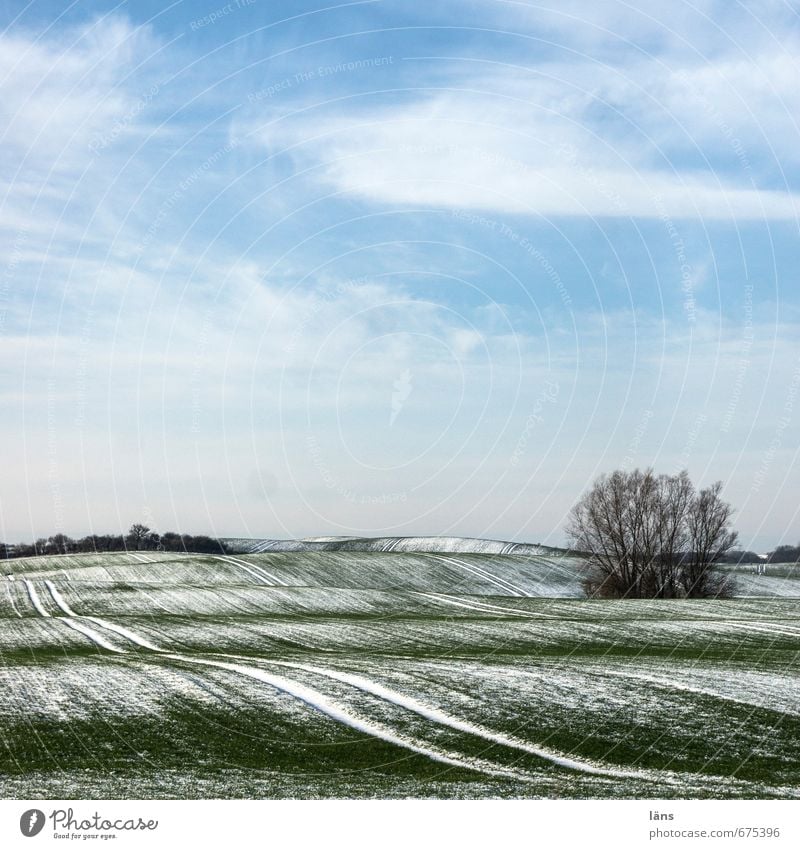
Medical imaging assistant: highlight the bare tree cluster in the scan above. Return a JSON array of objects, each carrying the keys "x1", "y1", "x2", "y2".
[
  {"x1": 767, "y1": 543, "x2": 800, "y2": 563},
  {"x1": 127, "y1": 523, "x2": 155, "y2": 550},
  {"x1": 566, "y1": 469, "x2": 738, "y2": 599},
  {"x1": 1, "y1": 524, "x2": 223, "y2": 558}
]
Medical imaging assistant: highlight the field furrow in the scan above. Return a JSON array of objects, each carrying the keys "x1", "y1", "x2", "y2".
[{"x1": 1, "y1": 545, "x2": 798, "y2": 799}]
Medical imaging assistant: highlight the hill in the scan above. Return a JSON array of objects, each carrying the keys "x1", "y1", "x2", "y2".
[{"x1": 1, "y1": 541, "x2": 799, "y2": 799}]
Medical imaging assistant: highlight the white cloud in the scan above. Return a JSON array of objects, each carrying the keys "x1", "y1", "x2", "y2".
[
  {"x1": 0, "y1": 16, "x2": 161, "y2": 170},
  {"x1": 261, "y1": 96, "x2": 798, "y2": 218},
  {"x1": 246, "y1": 7, "x2": 800, "y2": 221}
]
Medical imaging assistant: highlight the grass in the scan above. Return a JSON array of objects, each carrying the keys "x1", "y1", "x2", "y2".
[{"x1": 1, "y1": 550, "x2": 798, "y2": 799}]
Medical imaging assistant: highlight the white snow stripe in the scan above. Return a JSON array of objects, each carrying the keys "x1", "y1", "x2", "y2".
[
  {"x1": 84, "y1": 617, "x2": 165, "y2": 652},
  {"x1": 427, "y1": 553, "x2": 521, "y2": 595},
  {"x1": 212, "y1": 556, "x2": 274, "y2": 586},
  {"x1": 590, "y1": 666, "x2": 800, "y2": 716},
  {"x1": 5, "y1": 582, "x2": 22, "y2": 617},
  {"x1": 727, "y1": 621, "x2": 800, "y2": 639},
  {"x1": 61, "y1": 618, "x2": 126, "y2": 653},
  {"x1": 423, "y1": 553, "x2": 525, "y2": 597},
  {"x1": 44, "y1": 580, "x2": 77, "y2": 616},
  {"x1": 137, "y1": 588, "x2": 172, "y2": 613},
  {"x1": 217, "y1": 555, "x2": 284, "y2": 586},
  {"x1": 219, "y1": 557, "x2": 269, "y2": 584},
  {"x1": 166, "y1": 654, "x2": 523, "y2": 780},
  {"x1": 218, "y1": 554, "x2": 275, "y2": 580},
  {"x1": 445, "y1": 554, "x2": 530, "y2": 597},
  {"x1": 23, "y1": 580, "x2": 51, "y2": 617},
  {"x1": 413, "y1": 591, "x2": 544, "y2": 618},
  {"x1": 276, "y1": 662, "x2": 661, "y2": 782},
  {"x1": 44, "y1": 579, "x2": 164, "y2": 652}
]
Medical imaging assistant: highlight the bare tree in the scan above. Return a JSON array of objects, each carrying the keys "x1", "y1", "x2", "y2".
[
  {"x1": 567, "y1": 469, "x2": 737, "y2": 599},
  {"x1": 127, "y1": 523, "x2": 151, "y2": 551},
  {"x1": 682, "y1": 481, "x2": 738, "y2": 598},
  {"x1": 48, "y1": 533, "x2": 75, "y2": 555}
]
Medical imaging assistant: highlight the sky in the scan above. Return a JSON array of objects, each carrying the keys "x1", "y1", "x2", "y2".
[{"x1": 1, "y1": 0, "x2": 799, "y2": 550}]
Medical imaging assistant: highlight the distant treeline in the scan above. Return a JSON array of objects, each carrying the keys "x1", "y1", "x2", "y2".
[
  {"x1": 1, "y1": 523, "x2": 224, "y2": 559},
  {"x1": 719, "y1": 550, "x2": 763, "y2": 564},
  {"x1": 766, "y1": 544, "x2": 800, "y2": 564},
  {"x1": 2, "y1": 527, "x2": 799, "y2": 563},
  {"x1": 720, "y1": 546, "x2": 800, "y2": 564}
]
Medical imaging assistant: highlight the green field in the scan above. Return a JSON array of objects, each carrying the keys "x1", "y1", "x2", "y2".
[{"x1": 1, "y1": 545, "x2": 798, "y2": 799}]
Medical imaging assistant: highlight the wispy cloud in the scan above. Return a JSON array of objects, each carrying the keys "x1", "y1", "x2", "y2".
[
  {"x1": 255, "y1": 51, "x2": 800, "y2": 219},
  {"x1": 1, "y1": 16, "x2": 163, "y2": 170}
]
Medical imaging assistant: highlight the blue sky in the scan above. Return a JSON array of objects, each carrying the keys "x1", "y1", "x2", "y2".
[{"x1": 1, "y1": 0, "x2": 799, "y2": 549}]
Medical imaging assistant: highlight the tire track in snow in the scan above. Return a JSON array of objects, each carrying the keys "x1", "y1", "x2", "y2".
[
  {"x1": 212, "y1": 556, "x2": 270, "y2": 585},
  {"x1": 5, "y1": 581, "x2": 22, "y2": 617},
  {"x1": 413, "y1": 592, "x2": 545, "y2": 618},
  {"x1": 445, "y1": 555, "x2": 530, "y2": 597},
  {"x1": 60, "y1": 618, "x2": 127, "y2": 653},
  {"x1": 224, "y1": 554, "x2": 286, "y2": 586},
  {"x1": 270, "y1": 661, "x2": 665, "y2": 782},
  {"x1": 43, "y1": 580, "x2": 78, "y2": 615},
  {"x1": 83, "y1": 617, "x2": 165, "y2": 652},
  {"x1": 426, "y1": 553, "x2": 526, "y2": 596},
  {"x1": 11, "y1": 579, "x2": 558, "y2": 780},
  {"x1": 586, "y1": 665, "x2": 800, "y2": 717},
  {"x1": 421, "y1": 554, "x2": 527, "y2": 597},
  {"x1": 23, "y1": 580, "x2": 52, "y2": 617},
  {"x1": 26, "y1": 578, "x2": 126, "y2": 652},
  {"x1": 21, "y1": 572, "x2": 657, "y2": 784},
  {"x1": 221, "y1": 554, "x2": 286, "y2": 586},
  {"x1": 44, "y1": 580, "x2": 164, "y2": 652},
  {"x1": 164, "y1": 653, "x2": 526, "y2": 781},
  {"x1": 213, "y1": 555, "x2": 282, "y2": 586}
]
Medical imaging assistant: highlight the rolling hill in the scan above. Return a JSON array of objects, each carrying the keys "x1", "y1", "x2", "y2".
[{"x1": 1, "y1": 538, "x2": 798, "y2": 799}]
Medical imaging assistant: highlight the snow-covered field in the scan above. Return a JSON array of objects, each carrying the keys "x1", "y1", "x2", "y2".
[
  {"x1": 1, "y1": 542, "x2": 798, "y2": 799},
  {"x1": 222, "y1": 535, "x2": 566, "y2": 556}
]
